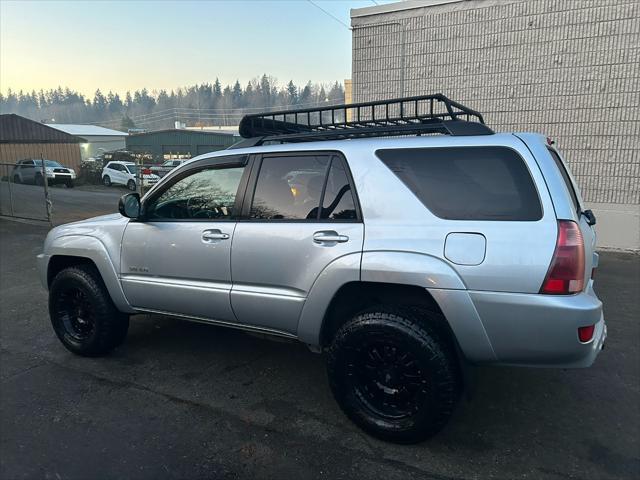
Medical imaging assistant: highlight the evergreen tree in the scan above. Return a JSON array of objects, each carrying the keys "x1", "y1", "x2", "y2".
[
  {"x1": 121, "y1": 115, "x2": 136, "y2": 130},
  {"x1": 286, "y1": 80, "x2": 298, "y2": 105}
]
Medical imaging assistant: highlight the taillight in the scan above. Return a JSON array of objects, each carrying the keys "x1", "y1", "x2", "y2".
[{"x1": 540, "y1": 220, "x2": 585, "y2": 295}]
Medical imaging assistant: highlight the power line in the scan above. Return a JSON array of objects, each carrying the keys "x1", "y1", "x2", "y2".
[
  {"x1": 306, "y1": 0, "x2": 350, "y2": 30},
  {"x1": 87, "y1": 99, "x2": 348, "y2": 126}
]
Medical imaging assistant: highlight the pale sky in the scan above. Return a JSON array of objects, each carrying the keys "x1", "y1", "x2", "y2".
[{"x1": 0, "y1": 0, "x2": 396, "y2": 96}]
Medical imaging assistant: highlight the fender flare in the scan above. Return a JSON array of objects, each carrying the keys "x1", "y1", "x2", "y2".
[
  {"x1": 297, "y1": 250, "x2": 496, "y2": 362},
  {"x1": 45, "y1": 235, "x2": 135, "y2": 314}
]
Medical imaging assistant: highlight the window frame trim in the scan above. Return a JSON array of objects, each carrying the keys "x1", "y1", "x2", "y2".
[
  {"x1": 138, "y1": 154, "x2": 251, "y2": 223},
  {"x1": 239, "y1": 150, "x2": 362, "y2": 223}
]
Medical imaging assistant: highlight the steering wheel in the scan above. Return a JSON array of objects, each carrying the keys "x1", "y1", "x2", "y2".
[{"x1": 186, "y1": 196, "x2": 204, "y2": 218}]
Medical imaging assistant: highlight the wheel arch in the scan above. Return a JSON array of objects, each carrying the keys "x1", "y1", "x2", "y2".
[
  {"x1": 45, "y1": 236, "x2": 135, "y2": 314},
  {"x1": 319, "y1": 281, "x2": 456, "y2": 349},
  {"x1": 297, "y1": 250, "x2": 496, "y2": 363}
]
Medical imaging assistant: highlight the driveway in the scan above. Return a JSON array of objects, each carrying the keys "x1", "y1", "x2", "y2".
[{"x1": 0, "y1": 191, "x2": 638, "y2": 479}]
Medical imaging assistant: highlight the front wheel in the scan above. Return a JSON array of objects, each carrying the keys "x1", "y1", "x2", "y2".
[
  {"x1": 49, "y1": 265, "x2": 129, "y2": 356},
  {"x1": 66, "y1": 179, "x2": 75, "y2": 188},
  {"x1": 35, "y1": 175, "x2": 44, "y2": 186},
  {"x1": 102, "y1": 175, "x2": 111, "y2": 187},
  {"x1": 326, "y1": 307, "x2": 460, "y2": 444},
  {"x1": 13, "y1": 174, "x2": 21, "y2": 184},
  {"x1": 127, "y1": 179, "x2": 136, "y2": 191}
]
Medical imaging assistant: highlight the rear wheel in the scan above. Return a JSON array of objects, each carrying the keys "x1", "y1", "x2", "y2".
[
  {"x1": 102, "y1": 175, "x2": 111, "y2": 187},
  {"x1": 326, "y1": 306, "x2": 459, "y2": 444},
  {"x1": 13, "y1": 174, "x2": 20, "y2": 184},
  {"x1": 127, "y1": 179, "x2": 136, "y2": 191},
  {"x1": 49, "y1": 265, "x2": 129, "y2": 356}
]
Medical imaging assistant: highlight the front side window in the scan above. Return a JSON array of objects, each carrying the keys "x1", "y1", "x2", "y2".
[
  {"x1": 377, "y1": 147, "x2": 542, "y2": 221},
  {"x1": 147, "y1": 166, "x2": 245, "y2": 220},
  {"x1": 250, "y1": 155, "x2": 330, "y2": 220}
]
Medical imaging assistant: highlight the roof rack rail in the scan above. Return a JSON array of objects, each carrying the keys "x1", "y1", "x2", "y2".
[{"x1": 231, "y1": 94, "x2": 493, "y2": 148}]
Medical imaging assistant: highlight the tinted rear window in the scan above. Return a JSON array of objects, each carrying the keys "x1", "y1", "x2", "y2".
[{"x1": 377, "y1": 147, "x2": 542, "y2": 221}]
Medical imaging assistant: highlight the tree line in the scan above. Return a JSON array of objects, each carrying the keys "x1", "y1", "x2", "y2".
[{"x1": 0, "y1": 75, "x2": 345, "y2": 131}]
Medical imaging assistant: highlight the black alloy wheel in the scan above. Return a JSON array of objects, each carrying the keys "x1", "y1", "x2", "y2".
[
  {"x1": 49, "y1": 265, "x2": 129, "y2": 356},
  {"x1": 54, "y1": 287, "x2": 96, "y2": 342},
  {"x1": 326, "y1": 307, "x2": 460, "y2": 443}
]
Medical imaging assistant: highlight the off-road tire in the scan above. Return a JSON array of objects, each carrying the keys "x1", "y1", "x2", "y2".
[
  {"x1": 49, "y1": 265, "x2": 129, "y2": 356},
  {"x1": 103, "y1": 175, "x2": 111, "y2": 187},
  {"x1": 127, "y1": 180, "x2": 136, "y2": 191},
  {"x1": 326, "y1": 306, "x2": 459, "y2": 444}
]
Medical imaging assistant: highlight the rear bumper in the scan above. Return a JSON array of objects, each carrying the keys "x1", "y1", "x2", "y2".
[{"x1": 468, "y1": 282, "x2": 606, "y2": 367}]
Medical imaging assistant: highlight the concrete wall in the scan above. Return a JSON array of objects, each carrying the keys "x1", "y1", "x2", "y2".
[{"x1": 351, "y1": 0, "x2": 639, "y2": 250}]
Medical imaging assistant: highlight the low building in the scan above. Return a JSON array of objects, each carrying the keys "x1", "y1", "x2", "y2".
[
  {"x1": 0, "y1": 114, "x2": 82, "y2": 170},
  {"x1": 126, "y1": 129, "x2": 239, "y2": 163},
  {"x1": 47, "y1": 124, "x2": 128, "y2": 160}
]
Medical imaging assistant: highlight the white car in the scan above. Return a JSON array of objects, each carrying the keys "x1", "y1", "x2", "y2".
[{"x1": 101, "y1": 161, "x2": 159, "y2": 191}]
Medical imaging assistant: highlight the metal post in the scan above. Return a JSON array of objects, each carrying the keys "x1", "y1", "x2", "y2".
[
  {"x1": 137, "y1": 158, "x2": 143, "y2": 197},
  {"x1": 40, "y1": 154, "x2": 53, "y2": 225},
  {"x1": 6, "y1": 165, "x2": 16, "y2": 217}
]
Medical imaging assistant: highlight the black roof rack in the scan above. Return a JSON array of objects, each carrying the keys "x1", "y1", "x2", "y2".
[{"x1": 231, "y1": 94, "x2": 493, "y2": 148}]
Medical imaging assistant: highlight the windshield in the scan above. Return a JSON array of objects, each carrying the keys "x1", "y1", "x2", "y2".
[
  {"x1": 125, "y1": 165, "x2": 138, "y2": 174},
  {"x1": 33, "y1": 160, "x2": 62, "y2": 168}
]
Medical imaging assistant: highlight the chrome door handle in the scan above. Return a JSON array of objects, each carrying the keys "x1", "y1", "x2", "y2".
[
  {"x1": 202, "y1": 229, "x2": 230, "y2": 242},
  {"x1": 313, "y1": 231, "x2": 349, "y2": 244}
]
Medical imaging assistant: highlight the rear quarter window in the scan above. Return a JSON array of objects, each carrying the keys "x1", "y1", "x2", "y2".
[
  {"x1": 548, "y1": 148, "x2": 580, "y2": 214},
  {"x1": 376, "y1": 146, "x2": 542, "y2": 221}
]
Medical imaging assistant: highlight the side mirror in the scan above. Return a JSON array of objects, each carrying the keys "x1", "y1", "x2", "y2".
[{"x1": 119, "y1": 193, "x2": 141, "y2": 219}]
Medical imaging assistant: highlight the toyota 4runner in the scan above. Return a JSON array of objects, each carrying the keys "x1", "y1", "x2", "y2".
[{"x1": 37, "y1": 95, "x2": 606, "y2": 443}]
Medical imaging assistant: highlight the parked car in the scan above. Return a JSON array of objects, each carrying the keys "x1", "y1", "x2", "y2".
[
  {"x1": 150, "y1": 159, "x2": 187, "y2": 177},
  {"x1": 12, "y1": 159, "x2": 76, "y2": 187},
  {"x1": 37, "y1": 95, "x2": 605, "y2": 444},
  {"x1": 101, "y1": 161, "x2": 159, "y2": 191}
]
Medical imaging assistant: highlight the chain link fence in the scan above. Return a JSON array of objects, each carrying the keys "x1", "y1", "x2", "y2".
[{"x1": 0, "y1": 160, "x2": 52, "y2": 223}]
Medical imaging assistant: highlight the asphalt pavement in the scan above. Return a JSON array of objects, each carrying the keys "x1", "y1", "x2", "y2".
[{"x1": 0, "y1": 186, "x2": 638, "y2": 479}]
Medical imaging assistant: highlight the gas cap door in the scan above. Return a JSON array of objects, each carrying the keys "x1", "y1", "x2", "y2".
[{"x1": 444, "y1": 233, "x2": 486, "y2": 266}]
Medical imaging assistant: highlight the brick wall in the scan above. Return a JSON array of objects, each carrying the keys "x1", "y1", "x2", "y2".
[{"x1": 351, "y1": 0, "x2": 639, "y2": 207}]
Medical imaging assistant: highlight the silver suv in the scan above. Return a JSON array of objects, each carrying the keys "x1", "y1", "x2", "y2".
[{"x1": 37, "y1": 95, "x2": 606, "y2": 443}]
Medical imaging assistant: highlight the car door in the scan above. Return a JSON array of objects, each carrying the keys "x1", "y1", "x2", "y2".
[
  {"x1": 230, "y1": 152, "x2": 364, "y2": 334},
  {"x1": 21, "y1": 160, "x2": 36, "y2": 183},
  {"x1": 120, "y1": 154, "x2": 250, "y2": 321},
  {"x1": 106, "y1": 163, "x2": 122, "y2": 185},
  {"x1": 117, "y1": 164, "x2": 131, "y2": 185}
]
